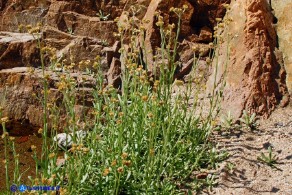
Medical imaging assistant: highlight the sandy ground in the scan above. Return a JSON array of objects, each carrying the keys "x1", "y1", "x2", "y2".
[{"x1": 205, "y1": 105, "x2": 292, "y2": 195}]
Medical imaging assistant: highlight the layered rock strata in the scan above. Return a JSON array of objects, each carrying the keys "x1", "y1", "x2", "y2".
[{"x1": 0, "y1": 0, "x2": 290, "y2": 127}]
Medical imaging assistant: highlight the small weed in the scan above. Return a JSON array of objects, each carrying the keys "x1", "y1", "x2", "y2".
[
  {"x1": 226, "y1": 162, "x2": 235, "y2": 174},
  {"x1": 239, "y1": 110, "x2": 257, "y2": 130},
  {"x1": 191, "y1": 174, "x2": 218, "y2": 193},
  {"x1": 67, "y1": 27, "x2": 74, "y2": 35},
  {"x1": 202, "y1": 146, "x2": 229, "y2": 169},
  {"x1": 220, "y1": 111, "x2": 234, "y2": 131},
  {"x1": 100, "y1": 39, "x2": 109, "y2": 46},
  {"x1": 97, "y1": 10, "x2": 110, "y2": 21},
  {"x1": 204, "y1": 174, "x2": 218, "y2": 192},
  {"x1": 257, "y1": 146, "x2": 279, "y2": 168}
]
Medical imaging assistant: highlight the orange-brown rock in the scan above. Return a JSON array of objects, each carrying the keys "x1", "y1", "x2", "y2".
[
  {"x1": 0, "y1": 67, "x2": 94, "y2": 127},
  {"x1": 272, "y1": 0, "x2": 292, "y2": 95},
  {"x1": 0, "y1": 0, "x2": 290, "y2": 126},
  {"x1": 0, "y1": 32, "x2": 40, "y2": 69},
  {"x1": 207, "y1": 0, "x2": 289, "y2": 118}
]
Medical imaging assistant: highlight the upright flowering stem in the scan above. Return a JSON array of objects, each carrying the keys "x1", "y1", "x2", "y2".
[
  {"x1": 2, "y1": 121, "x2": 9, "y2": 192},
  {"x1": 11, "y1": 140, "x2": 20, "y2": 186},
  {"x1": 35, "y1": 34, "x2": 49, "y2": 174}
]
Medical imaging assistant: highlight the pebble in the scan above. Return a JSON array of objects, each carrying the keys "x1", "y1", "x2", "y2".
[{"x1": 53, "y1": 130, "x2": 87, "y2": 149}]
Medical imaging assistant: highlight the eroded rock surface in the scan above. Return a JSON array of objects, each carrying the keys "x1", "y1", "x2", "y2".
[
  {"x1": 0, "y1": 0, "x2": 291, "y2": 126},
  {"x1": 0, "y1": 67, "x2": 94, "y2": 127},
  {"x1": 207, "y1": 0, "x2": 289, "y2": 118},
  {"x1": 272, "y1": 0, "x2": 292, "y2": 95},
  {"x1": 0, "y1": 32, "x2": 40, "y2": 69}
]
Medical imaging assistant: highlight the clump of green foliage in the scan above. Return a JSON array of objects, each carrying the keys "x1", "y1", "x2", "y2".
[
  {"x1": 1, "y1": 4, "x2": 232, "y2": 194},
  {"x1": 257, "y1": 146, "x2": 279, "y2": 168},
  {"x1": 239, "y1": 110, "x2": 258, "y2": 130},
  {"x1": 97, "y1": 10, "x2": 110, "y2": 21}
]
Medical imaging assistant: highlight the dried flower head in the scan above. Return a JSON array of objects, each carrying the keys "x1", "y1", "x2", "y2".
[
  {"x1": 173, "y1": 79, "x2": 184, "y2": 86},
  {"x1": 31, "y1": 145, "x2": 37, "y2": 151},
  {"x1": 111, "y1": 160, "x2": 117, "y2": 166},
  {"x1": 103, "y1": 168, "x2": 110, "y2": 176},
  {"x1": 1, "y1": 132, "x2": 9, "y2": 139},
  {"x1": 121, "y1": 152, "x2": 128, "y2": 159},
  {"x1": 9, "y1": 136, "x2": 15, "y2": 141},
  {"x1": 0, "y1": 117, "x2": 9, "y2": 123},
  {"x1": 49, "y1": 153, "x2": 56, "y2": 159},
  {"x1": 122, "y1": 160, "x2": 131, "y2": 167},
  {"x1": 142, "y1": 96, "x2": 148, "y2": 102},
  {"x1": 117, "y1": 167, "x2": 124, "y2": 173}
]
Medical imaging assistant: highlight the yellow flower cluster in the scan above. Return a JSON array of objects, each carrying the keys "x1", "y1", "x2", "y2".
[
  {"x1": 69, "y1": 143, "x2": 90, "y2": 154},
  {"x1": 18, "y1": 22, "x2": 42, "y2": 34},
  {"x1": 169, "y1": 4, "x2": 188, "y2": 15},
  {"x1": 78, "y1": 59, "x2": 91, "y2": 70},
  {"x1": 156, "y1": 15, "x2": 164, "y2": 27},
  {"x1": 0, "y1": 116, "x2": 9, "y2": 123}
]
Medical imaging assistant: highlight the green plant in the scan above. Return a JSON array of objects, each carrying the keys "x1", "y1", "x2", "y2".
[
  {"x1": 226, "y1": 162, "x2": 235, "y2": 174},
  {"x1": 190, "y1": 174, "x2": 218, "y2": 193},
  {"x1": 257, "y1": 146, "x2": 279, "y2": 168},
  {"x1": 1, "y1": 117, "x2": 10, "y2": 193},
  {"x1": 100, "y1": 39, "x2": 109, "y2": 46},
  {"x1": 220, "y1": 111, "x2": 234, "y2": 131},
  {"x1": 202, "y1": 146, "x2": 229, "y2": 169},
  {"x1": 239, "y1": 110, "x2": 257, "y2": 130},
  {"x1": 204, "y1": 174, "x2": 218, "y2": 192},
  {"x1": 2, "y1": 3, "x2": 232, "y2": 194},
  {"x1": 97, "y1": 10, "x2": 110, "y2": 21},
  {"x1": 67, "y1": 27, "x2": 74, "y2": 35}
]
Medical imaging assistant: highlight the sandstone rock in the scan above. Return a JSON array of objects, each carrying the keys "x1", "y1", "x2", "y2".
[
  {"x1": 0, "y1": 32, "x2": 40, "y2": 69},
  {"x1": 0, "y1": 0, "x2": 223, "y2": 74},
  {"x1": 199, "y1": 26, "x2": 213, "y2": 42},
  {"x1": 102, "y1": 41, "x2": 121, "y2": 67},
  {"x1": 207, "y1": 0, "x2": 289, "y2": 118},
  {"x1": 0, "y1": 0, "x2": 50, "y2": 32},
  {"x1": 272, "y1": 0, "x2": 292, "y2": 95},
  {"x1": 0, "y1": 67, "x2": 95, "y2": 127},
  {"x1": 1, "y1": 0, "x2": 289, "y2": 124},
  {"x1": 179, "y1": 40, "x2": 210, "y2": 63},
  {"x1": 107, "y1": 57, "x2": 121, "y2": 88},
  {"x1": 175, "y1": 58, "x2": 194, "y2": 80},
  {"x1": 187, "y1": 0, "x2": 231, "y2": 36}
]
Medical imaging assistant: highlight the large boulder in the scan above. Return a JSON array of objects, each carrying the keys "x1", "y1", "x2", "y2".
[
  {"x1": 0, "y1": 32, "x2": 40, "y2": 69},
  {"x1": 0, "y1": 67, "x2": 94, "y2": 128},
  {"x1": 272, "y1": 0, "x2": 292, "y2": 95},
  {"x1": 207, "y1": 0, "x2": 289, "y2": 118}
]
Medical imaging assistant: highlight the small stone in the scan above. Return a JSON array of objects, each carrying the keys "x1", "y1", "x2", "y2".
[
  {"x1": 53, "y1": 130, "x2": 87, "y2": 149},
  {"x1": 196, "y1": 172, "x2": 208, "y2": 179},
  {"x1": 199, "y1": 26, "x2": 213, "y2": 42},
  {"x1": 17, "y1": 136, "x2": 29, "y2": 143},
  {"x1": 274, "y1": 122, "x2": 284, "y2": 127},
  {"x1": 56, "y1": 158, "x2": 66, "y2": 167}
]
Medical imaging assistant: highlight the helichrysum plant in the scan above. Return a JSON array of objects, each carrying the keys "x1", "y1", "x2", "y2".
[{"x1": 2, "y1": 4, "x2": 231, "y2": 194}]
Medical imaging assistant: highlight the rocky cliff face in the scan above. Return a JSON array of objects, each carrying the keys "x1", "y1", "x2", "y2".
[
  {"x1": 272, "y1": 0, "x2": 292, "y2": 95},
  {"x1": 0, "y1": 0, "x2": 290, "y2": 126},
  {"x1": 207, "y1": 0, "x2": 290, "y2": 118}
]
